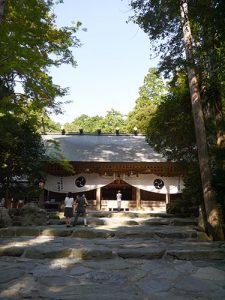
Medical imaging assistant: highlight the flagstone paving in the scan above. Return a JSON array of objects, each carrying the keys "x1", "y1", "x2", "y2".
[{"x1": 0, "y1": 211, "x2": 224, "y2": 299}]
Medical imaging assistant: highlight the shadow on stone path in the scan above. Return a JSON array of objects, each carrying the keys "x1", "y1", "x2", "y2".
[{"x1": 0, "y1": 211, "x2": 225, "y2": 299}]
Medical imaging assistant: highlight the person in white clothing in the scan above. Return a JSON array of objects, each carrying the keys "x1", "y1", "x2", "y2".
[
  {"x1": 64, "y1": 192, "x2": 74, "y2": 227},
  {"x1": 116, "y1": 190, "x2": 122, "y2": 212}
]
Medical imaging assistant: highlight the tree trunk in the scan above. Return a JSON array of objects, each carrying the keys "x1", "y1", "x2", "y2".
[
  {"x1": 180, "y1": 0, "x2": 224, "y2": 240},
  {"x1": 203, "y1": 23, "x2": 225, "y2": 148},
  {"x1": 0, "y1": 0, "x2": 6, "y2": 23}
]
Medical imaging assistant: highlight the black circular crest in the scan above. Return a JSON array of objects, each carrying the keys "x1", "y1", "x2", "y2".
[
  {"x1": 153, "y1": 179, "x2": 164, "y2": 189},
  {"x1": 75, "y1": 176, "x2": 86, "y2": 188}
]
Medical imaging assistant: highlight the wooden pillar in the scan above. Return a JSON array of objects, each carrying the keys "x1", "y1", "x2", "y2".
[
  {"x1": 166, "y1": 192, "x2": 170, "y2": 205},
  {"x1": 96, "y1": 187, "x2": 101, "y2": 210},
  {"x1": 136, "y1": 187, "x2": 141, "y2": 210},
  {"x1": 132, "y1": 186, "x2": 136, "y2": 200}
]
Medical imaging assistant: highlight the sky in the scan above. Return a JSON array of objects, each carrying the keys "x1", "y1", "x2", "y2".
[{"x1": 50, "y1": 0, "x2": 159, "y2": 124}]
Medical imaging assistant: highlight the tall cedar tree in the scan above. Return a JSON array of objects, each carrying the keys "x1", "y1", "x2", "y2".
[{"x1": 130, "y1": 0, "x2": 224, "y2": 240}]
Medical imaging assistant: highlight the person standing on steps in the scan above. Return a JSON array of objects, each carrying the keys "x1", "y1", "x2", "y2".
[
  {"x1": 73, "y1": 193, "x2": 88, "y2": 227},
  {"x1": 116, "y1": 190, "x2": 122, "y2": 212},
  {"x1": 64, "y1": 192, "x2": 74, "y2": 227}
]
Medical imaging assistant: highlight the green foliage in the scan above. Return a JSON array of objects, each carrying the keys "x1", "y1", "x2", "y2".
[
  {"x1": 129, "y1": 1, "x2": 225, "y2": 221},
  {"x1": 0, "y1": 0, "x2": 81, "y2": 114},
  {"x1": 167, "y1": 164, "x2": 204, "y2": 218},
  {"x1": 0, "y1": 0, "x2": 81, "y2": 199},
  {"x1": 126, "y1": 68, "x2": 168, "y2": 133},
  {"x1": 64, "y1": 109, "x2": 128, "y2": 134},
  {"x1": 100, "y1": 109, "x2": 127, "y2": 134},
  {"x1": 0, "y1": 114, "x2": 47, "y2": 198},
  {"x1": 129, "y1": 0, "x2": 184, "y2": 77},
  {"x1": 129, "y1": 0, "x2": 225, "y2": 130},
  {"x1": 143, "y1": 72, "x2": 204, "y2": 217},
  {"x1": 181, "y1": 164, "x2": 203, "y2": 207},
  {"x1": 167, "y1": 165, "x2": 203, "y2": 217},
  {"x1": 64, "y1": 114, "x2": 104, "y2": 133},
  {"x1": 42, "y1": 138, "x2": 74, "y2": 174},
  {"x1": 166, "y1": 197, "x2": 199, "y2": 217},
  {"x1": 127, "y1": 105, "x2": 156, "y2": 134},
  {"x1": 211, "y1": 146, "x2": 225, "y2": 219},
  {"x1": 137, "y1": 68, "x2": 168, "y2": 105},
  {"x1": 39, "y1": 112, "x2": 61, "y2": 133},
  {"x1": 146, "y1": 74, "x2": 196, "y2": 162}
]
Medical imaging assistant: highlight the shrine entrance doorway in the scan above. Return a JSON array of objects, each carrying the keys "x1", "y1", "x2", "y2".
[
  {"x1": 100, "y1": 180, "x2": 136, "y2": 211},
  {"x1": 101, "y1": 179, "x2": 133, "y2": 200}
]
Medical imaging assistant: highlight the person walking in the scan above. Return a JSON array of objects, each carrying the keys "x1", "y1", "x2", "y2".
[
  {"x1": 73, "y1": 194, "x2": 88, "y2": 227},
  {"x1": 116, "y1": 190, "x2": 122, "y2": 212},
  {"x1": 64, "y1": 192, "x2": 74, "y2": 227}
]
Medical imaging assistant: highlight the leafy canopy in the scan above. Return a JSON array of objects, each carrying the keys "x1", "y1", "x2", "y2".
[
  {"x1": 64, "y1": 109, "x2": 128, "y2": 134},
  {"x1": 0, "y1": 0, "x2": 81, "y2": 198},
  {"x1": 146, "y1": 73, "x2": 196, "y2": 162},
  {"x1": 0, "y1": 0, "x2": 81, "y2": 115},
  {"x1": 127, "y1": 68, "x2": 168, "y2": 133}
]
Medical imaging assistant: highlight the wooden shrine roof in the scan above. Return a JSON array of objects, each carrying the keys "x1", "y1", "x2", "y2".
[
  {"x1": 42, "y1": 134, "x2": 166, "y2": 163},
  {"x1": 42, "y1": 134, "x2": 185, "y2": 176}
]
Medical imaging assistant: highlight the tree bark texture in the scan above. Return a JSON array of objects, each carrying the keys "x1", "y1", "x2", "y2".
[{"x1": 180, "y1": 0, "x2": 224, "y2": 240}]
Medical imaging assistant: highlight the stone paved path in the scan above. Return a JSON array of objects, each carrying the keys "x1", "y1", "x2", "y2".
[{"x1": 0, "y1": 211, "x2": 225, "y2": 299}]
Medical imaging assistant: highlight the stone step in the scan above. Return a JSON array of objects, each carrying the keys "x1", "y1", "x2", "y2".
[
  {"x1": 0, "y1": 225, "x2": 198, "y2": 239},
  {"x1": 79, "y1": 211, "x2": 175, "y2": 219},
  {"x1": 50, "y1": 211, "x2": 175, "y2": 220},
  {"x1": 1, "y1": 254, "x2": 225, "y2": 300},
  {"x1": 0, "y1": 235, "x2": 224, "y2": 260},
  {"x1": 1, "y1": 210, "x2": 224, "y2": 300},
  {"x1": 2, "y1": 213, "x2": 222, "y2": 264},
  {"x1": 46, "y1": 212, "x2": 198, "y2": 228}
]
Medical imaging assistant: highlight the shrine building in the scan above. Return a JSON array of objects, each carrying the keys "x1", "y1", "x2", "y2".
[{"x1": 42, "y1": 132, "x2": 184, "y2": 211}]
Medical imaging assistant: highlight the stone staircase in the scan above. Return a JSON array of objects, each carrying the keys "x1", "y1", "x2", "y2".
[
  {"x1": 1, "y1": 211, "x2": 225, "y2": 300},
  {"x1": 0, "y1": 211, "x2": 224, "y2": 261}
]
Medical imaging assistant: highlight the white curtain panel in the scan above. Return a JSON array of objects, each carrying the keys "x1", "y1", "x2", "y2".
[
  {"x1": 123, "y1": 174, "x2": 184, "y2": 194},
  {"x1": 44, "y1": 173, "x2": 115, "y2": 193},
  {"x1": 45, "y1": 173, "x2": 184, "y2": 194}
]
